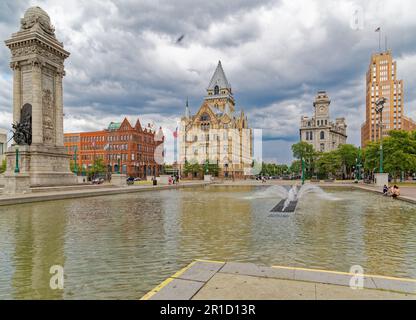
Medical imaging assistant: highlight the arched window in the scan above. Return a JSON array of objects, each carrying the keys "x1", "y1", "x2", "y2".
[
  {"x1": 214, "y1": 85, "x2": 219, "y2": 95},
  {"x1": 200, "y1": 113, "x2": 210, "y2": 121},
  {"x1": 320, "y1": 131, "x2": 325, "y2": 140}
]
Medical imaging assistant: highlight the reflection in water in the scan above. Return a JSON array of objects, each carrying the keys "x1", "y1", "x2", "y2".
[{"x1": 0, "y1": 186, "x2": 415, "y2": 299}]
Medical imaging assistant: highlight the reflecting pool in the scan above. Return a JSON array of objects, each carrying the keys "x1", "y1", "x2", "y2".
[{"x1": 0, "y1": 185, "x2": 415, "y2": 299}]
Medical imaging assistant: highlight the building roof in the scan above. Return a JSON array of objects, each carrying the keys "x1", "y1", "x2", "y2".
[
  {"x1": 108, "y1": 122, "x2": 121, "y2": 131},
  {"x1": 207, "y1": 61, "x2": 231, "y2": 90}
]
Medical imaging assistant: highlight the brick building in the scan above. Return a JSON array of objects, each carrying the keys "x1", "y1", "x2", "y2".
[{"x1": 64, "y1": 118, "x2": 164, "y2": 178}]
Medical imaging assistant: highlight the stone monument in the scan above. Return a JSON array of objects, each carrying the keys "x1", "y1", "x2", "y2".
[{"x1": 3, "y1": 6, "x2": 77, "y2": 193}]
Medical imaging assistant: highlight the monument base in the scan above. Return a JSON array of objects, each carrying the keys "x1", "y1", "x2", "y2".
[
  {"x1": 3, "y1": 173, "x2": 31, "y2": 194},
  {"x1": 111, "y1": 174, "x2": 127, "y2": 187},
  {"x1": 204, "y1": 175, "x2": 212, "y2": 182},
  {"x1": 4, "y1": 144, "x2": 77, "y2": 187},
  {"x1": 374, "y1": 173, "x2": 389, "y2": 187}
]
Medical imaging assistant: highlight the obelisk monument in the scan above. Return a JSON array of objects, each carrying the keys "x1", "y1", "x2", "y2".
[{"x1": 3, "y1": 6, "x2": 77, "y2": 193}]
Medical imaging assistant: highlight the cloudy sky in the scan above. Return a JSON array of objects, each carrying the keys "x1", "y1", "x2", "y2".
[{"x1": 1, "y1": 0, "x2": 416, "y2": 164}]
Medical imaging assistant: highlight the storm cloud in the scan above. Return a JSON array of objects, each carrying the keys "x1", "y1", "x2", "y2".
[{"x1": 1, "y1": 0, "x2": 416, "y2": 163}]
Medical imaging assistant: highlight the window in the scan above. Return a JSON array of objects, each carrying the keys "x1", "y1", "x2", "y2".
[
  {"x1": 320, "y1": 143, "x2": 325, "y2": 152},
  {"x1": 214, "y1": 85, "x2": 219, "y2": 95},
  {"x1": 320, "y1": 131, "x2": 325, "y2": 140},
  {"x1": 200, "y1": 114, "x2": 210, "y2": 122}
]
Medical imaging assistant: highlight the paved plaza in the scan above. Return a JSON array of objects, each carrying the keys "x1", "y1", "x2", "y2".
[{"x1": 142, "y1": 260, "x2": 416, "y2": 300}]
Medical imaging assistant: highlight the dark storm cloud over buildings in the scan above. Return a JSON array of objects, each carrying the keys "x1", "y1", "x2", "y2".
[{"x1": 1, "y1": 0, "x2": 416, "y2": 163}]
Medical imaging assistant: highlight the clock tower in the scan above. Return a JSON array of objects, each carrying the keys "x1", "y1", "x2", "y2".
[{"x1": 313, "y1": 91, "x2": 330, "y2": 126}]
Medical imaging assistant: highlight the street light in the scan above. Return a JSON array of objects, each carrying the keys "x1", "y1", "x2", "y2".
[
  {"x1": 301, "y1": 157, "x2": 305, "y2": 185},
  {"x1": 117, "y1": 154, "x2": 121, "y2": 174},
  {"x1": 375, "y1": 97, "x2": 387, "y2": 173},
  {"x1": 74, "y1": 146, "x2": 78, "y2": 175}
]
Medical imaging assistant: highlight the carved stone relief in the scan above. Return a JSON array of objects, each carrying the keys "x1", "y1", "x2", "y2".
[{"x1": 42, "y1": 89, "x2": 55, "y2": 144}]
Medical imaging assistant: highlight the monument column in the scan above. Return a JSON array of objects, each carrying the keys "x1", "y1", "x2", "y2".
[
  {"x1": 31, "y1": 59, "x2": 43, "y2": 145},
  {"x1": 55, "y1": 70, "x2": 64, "y2": 147},
  {"x1": 11, "y1": 62, "x2": 22, "y2": 126},
  {"x1": 4, "y1": 6, "x2": 77, "y2": 189}
]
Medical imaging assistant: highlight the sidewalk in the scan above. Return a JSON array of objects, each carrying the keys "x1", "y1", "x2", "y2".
[
  {"x1": 212, "y1": 179, "x2": 416, "y2": 204},
  {"x1": 142, "y1": 260, "x2": 416, "y2": 300},
  {"x1": 0, "y1": 181, "x2": 210, "y2": 206}
]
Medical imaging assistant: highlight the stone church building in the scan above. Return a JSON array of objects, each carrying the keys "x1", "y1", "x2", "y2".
[
  {"x1": 300, "y1": 91, "x2": 347, "y2": 152},
  {"x1": 179, "y1": 61, "x2": 252, "y2": 179}
]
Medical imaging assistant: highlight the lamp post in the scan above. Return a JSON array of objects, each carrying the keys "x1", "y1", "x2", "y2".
[
  {"x1": 74, "y1": 146, "x2": 78, "y2": 175},
  {"x1": 301, "y1": 157, "x2": 305, "y2": 185},
  {"x1": 117, "y1": 155, "x2": 121, "y2": 174},
  {"x1": 355, "y1": 147, "x2": 362, "y2": 182},
  {"x1": 375, "y1": 97, "x2": 387, "y2": 173}
]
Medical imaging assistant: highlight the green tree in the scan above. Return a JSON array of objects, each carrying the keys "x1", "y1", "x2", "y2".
[
  {"x1": 291, "y1": 141, "x2": 316, "y2": 178},
  {"x1": 88, "y1": 158, "x2": 106, "y2": 179},
  {"x1": 316, "y1": 151, "x2": 341, "y2": 178},
  {"x1": 363, "y1": 130, "x2": 416, "y2": 181},
  {"x1": 336, "y1": 144, "x2": 359, "y2": 178},
  {"x1": 183, "y1": 159, "x2": 203, "y2": 178},
  {"x1": 384, "y1": 150, "x2": 416, "y2": 182},
  {"x1": 290, "y1": 160, "x2": 301, "y2": 175}
]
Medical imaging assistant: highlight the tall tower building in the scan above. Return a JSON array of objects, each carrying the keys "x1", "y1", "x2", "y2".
[
  {"x1": 361, "y1": 50, "x2": 416, "y2": 147},
  {"x1": 179, "y1": 61, "x2": 252, "y2": 179}
]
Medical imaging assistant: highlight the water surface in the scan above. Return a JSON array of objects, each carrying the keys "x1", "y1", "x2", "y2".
[{"x1": 0, "y1": 185, "x2": 415, "y2": 299}]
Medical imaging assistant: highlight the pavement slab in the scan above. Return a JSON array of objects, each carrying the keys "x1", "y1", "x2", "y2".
[
  {"x1": 142, "y1": 260, "x2": 416, "y2": 300},
  {"x1": 192, "y1": 273, "x2": 317, "y2": 300}
]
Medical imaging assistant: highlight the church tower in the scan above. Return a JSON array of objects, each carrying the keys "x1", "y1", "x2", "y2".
[{"x1": 204, "y1": 61, "x2": 235, "y2": 113}]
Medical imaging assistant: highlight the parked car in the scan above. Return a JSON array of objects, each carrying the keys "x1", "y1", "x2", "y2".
[
  {"x1": 92, "y1": 178, "x2": 104, "y2": 185},
  {"x1": 126, "y1": 177, "x2": 135, "y2": 184},
  {"x1": 134, "y1": 177, "x2": 141, "y2": 181}
]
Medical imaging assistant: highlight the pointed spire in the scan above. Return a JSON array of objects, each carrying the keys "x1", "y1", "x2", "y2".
[{"x1": 207, "y1": 60, "x2": 231, "y2": 91}]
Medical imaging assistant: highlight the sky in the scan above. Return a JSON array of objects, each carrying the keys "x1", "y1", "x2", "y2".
[{"x1": 1, "y1": 0, "x2": 416, "y2": 164}]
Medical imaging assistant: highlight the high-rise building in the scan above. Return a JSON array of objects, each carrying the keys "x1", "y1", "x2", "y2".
[
  {"x1": 361, "y1": 50, "x2": 416, "y2": 147},
  {"x1": 300, "y1": 91, "x2": 347, "y2": 152}
]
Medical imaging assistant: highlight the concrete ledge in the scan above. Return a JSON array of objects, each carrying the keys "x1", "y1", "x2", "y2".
[
  {"x1": 142, "y1": 260, "x2": 416, "y2": 300},
  {"x1": 0, "y1": 182, "x2": 211, "y2": 207}
]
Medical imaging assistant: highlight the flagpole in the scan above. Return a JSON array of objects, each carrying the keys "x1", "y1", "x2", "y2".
[
  {"x1": 379, "y1": 29, "x2": 381, "y2": 52},
  {"x1": 375, "y1": 27, "x2": 381, "y2": 53}
]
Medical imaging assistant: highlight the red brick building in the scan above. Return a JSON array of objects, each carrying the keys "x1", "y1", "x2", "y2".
[{"x1": 64, "y1": 118, "x2": 164, "y2": 178}]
